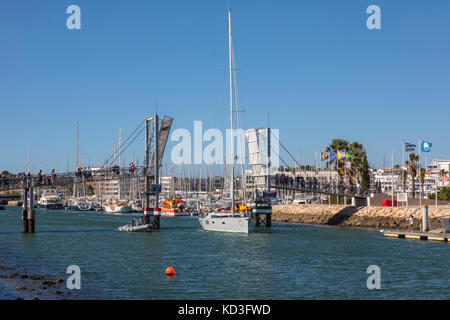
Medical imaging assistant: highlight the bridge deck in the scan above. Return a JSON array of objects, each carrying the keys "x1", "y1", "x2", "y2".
[{"x1": 270, "y1": 185, "x2": 369, "y2": 198}]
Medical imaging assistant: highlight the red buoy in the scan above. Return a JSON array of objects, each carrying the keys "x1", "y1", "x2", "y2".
[{"x1": 165, "y1": 267, "x2": 175, "y2": 275}]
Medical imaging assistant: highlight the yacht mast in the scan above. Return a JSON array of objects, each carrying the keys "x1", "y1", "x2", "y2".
[{"x1": 228, "y1": 10, "x2": 235, "y2": 212}]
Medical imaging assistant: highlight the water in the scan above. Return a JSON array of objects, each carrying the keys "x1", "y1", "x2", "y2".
[{"x1": 0, "y1": 207, "x2": 448, "y2": 299}]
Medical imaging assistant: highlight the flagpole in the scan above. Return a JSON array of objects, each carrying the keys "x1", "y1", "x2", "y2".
[
  {"x1": 402, "y1": 140, "x2": 405, "y2": 168},
  {"x1": 418, "y1": 138, "x2": 421, "y2": 206},
  {"x1": 391, "y1": 150, "x2": 394, "y2": 208},
  {"x1": 435, "y1": 173, "x2": 438, "y2": 207}
]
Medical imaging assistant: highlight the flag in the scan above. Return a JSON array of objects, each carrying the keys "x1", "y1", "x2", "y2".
[
  {"x1": 405, "y1": 143, "x2": 416, "y2": 152},
  {"x1": 421, "y1": 141, "x2": 432, "y2": 152},
  {"x1": 442, "y1": 176, "x2": 448, "y2": 183},
  {"x1": 338, "y1": 150, "x2": 351, "y2": 160},
  {"x1": 320, "y1": 152, "x2": 328, "y2": 161},
  {"x1": 329, "y1": 152, "x2": 337, "y2": 161}
]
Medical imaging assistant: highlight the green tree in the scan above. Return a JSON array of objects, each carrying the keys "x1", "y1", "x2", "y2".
[
  {"x1": 406, "y1": 153, "x2": 419, "y2": 197},
  {"x1": 402, "y1": 169, "x2": 408, "y2": 192},
  {"x1": 325, "y1": 139, "x2": 370, "y2": 189}
]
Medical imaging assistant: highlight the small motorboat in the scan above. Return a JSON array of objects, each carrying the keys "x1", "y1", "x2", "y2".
[
  {"x1": 77, "y1": 202, "x2": 91, "y2": 211},
  {"x1": 118, "y1": 216, "x2": 150, "y2": 232},
  {"x1": 104, "y1": 203, "x2": 133, "y2": 214}
]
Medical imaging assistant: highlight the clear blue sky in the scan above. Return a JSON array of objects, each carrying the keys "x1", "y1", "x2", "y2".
[{"x1": 1, "y1": 0, "x2": 449, "y2": 173}]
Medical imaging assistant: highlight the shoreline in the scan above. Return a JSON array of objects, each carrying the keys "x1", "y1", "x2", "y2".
[
  {"x1": 0, "y1": 265, "x2": 72, "y2": 300},
  {"x1": 272, "y1": 204, "x2": 450, "y2": 232}
]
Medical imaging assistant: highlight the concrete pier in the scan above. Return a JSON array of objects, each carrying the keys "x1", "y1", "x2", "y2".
[{"x1": 384, "y1": 231, "x2": 448, "y2": 242}]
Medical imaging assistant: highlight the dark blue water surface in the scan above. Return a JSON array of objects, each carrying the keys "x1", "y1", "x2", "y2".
[{"x1": 0, "y1": 207, "x2": 448, "y2": 299}]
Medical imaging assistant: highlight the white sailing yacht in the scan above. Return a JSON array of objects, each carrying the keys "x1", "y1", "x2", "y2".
[{"x1": 198, "y1": 10, "x2": 250, "y2": 233}]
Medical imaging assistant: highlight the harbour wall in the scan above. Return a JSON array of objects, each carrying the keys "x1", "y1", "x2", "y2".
[{"x1": 272, "y1": 204, "x2": 450, "y2": 231}]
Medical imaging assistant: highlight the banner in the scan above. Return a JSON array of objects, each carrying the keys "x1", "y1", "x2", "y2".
[
  {"x1": 338, "y1": 150, "x2": 351, "y2": 160},
  {"x1": 320, "y1": 152, "x2": 328, "y2": 161},
  {"x1": 329, "y1": 152, "x2": 337, "y2": 161},
  {"x1": 421, "y1": 141, "x2": 432, "y2": 152},
  {"x1": 404, "y1": 143, "x2": 416, "y2": 152}
]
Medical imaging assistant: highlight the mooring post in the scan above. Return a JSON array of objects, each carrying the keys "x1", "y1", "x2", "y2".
[
  {"x1": 154, "y1": 215, "x2": 160, "y2": 230},
  {"x1": 421, "y1": 205, "x2": 428, "y2": 232},
  {"x1": 28, "y1": 182, "x2": 35, "y2": 233},
  {"x1": 254, "y1": 213, "x2": 260, "y2": 227},
  {"x1": 266, "y1": 213, "x2": 271, "y2": 227},
  {"x1": 22, "y1": 187, "x2": 29, "y2": 233}
]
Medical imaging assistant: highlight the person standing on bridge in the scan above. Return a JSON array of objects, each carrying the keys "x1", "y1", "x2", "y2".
[{"x1": 51, "y1": 169, "x2": 56, "y2": 184}]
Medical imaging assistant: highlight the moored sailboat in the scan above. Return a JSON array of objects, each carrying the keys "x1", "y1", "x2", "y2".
[{"x1": 198, "y1": 10, "x2": 250, "y2": 233}]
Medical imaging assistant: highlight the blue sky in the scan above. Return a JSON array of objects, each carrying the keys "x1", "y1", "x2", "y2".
[{"x1": 1, "y1": 0, "x2": 449, "y2": 173}]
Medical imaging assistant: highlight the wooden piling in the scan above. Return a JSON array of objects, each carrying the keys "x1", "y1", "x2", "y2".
[
  {"x1": 22, "y1": 209, "x2": 29, "y2": 233},
  {"x1": 266, "y1": 214, "x2": 272, "y2": 227},
  {"x1": 27, "y1": 209, "x2": 35, "y2": 233},
  {"x1": 254, "y1": 213, "x2": 260, "y2": 227}
]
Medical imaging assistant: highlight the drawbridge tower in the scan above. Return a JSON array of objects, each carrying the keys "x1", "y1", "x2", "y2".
[
  {"x1": 143, "y1": 114, "x2": 173, "y2": 229},
  {"x1": 246, "y1": 128, "x2": 274, "y2": 227}
]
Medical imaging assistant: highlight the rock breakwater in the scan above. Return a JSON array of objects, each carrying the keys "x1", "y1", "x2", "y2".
[{"x1": 272, "y1": 205, "x2": 449, "y2": 231}]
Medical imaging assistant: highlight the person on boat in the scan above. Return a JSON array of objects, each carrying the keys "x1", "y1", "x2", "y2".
[
  {"x1": 129, "y1": 162, "x2": 135, "y2": 174},
  {"x1": 132, "y1": 217, "x2": 137, "y2": 227}
]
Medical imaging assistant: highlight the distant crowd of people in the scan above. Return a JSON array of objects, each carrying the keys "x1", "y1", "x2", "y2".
[
  {"x1": 0, "y1": 169, "x2": 59, "y2": 190},
  {"x1": 272, "y1": 173, "x2": 360, "y2": 194},
  {"x1": 75, "y1": 167, "x2": 93, "y2": 180},
  {"x1": 273, "y1": 174, "x2": 319, "y2": 190}
]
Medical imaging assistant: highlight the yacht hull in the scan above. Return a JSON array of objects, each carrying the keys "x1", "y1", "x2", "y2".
[
  {"x1": 161, "y1": 211, "x2": 190, "y2": 217},
  {"x1": 198, "y1": 216, "x2": 250, "y2": 233},
  {"x1": 39, "y1": 203, "x2": 64, "y2": 210},
  {"x1": 104, "y1": 205, "x2": 133, "y2": 214}
]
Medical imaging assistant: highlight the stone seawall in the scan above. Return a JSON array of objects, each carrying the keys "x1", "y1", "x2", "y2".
[{"x1": 272, "y1": 205, "x2": 450, "y2": 231}]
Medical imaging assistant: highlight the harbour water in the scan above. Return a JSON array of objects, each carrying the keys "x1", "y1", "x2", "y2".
[{"x1": 0, "y1": 207, "x2": 448, "y2": 299}]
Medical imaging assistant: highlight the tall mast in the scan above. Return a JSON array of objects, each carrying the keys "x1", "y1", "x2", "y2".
[
  {"x1": 267, "y1": 113, "x2": 271, "y2": 192},
  {"x1": 74, "y1": 121, "x2": 79, "y2": 198},
  {"x1": 228, "y1": 10, "x2": 235, "y2": 211},
  {"x1": 118, "y1": 128, "x2": 122, "y2": 200}
]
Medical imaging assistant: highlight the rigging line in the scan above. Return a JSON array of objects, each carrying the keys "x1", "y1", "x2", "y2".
[
  {"x1": 268, "y1": 132, "x2": 313, "y2": 178},
  {"x1": 108, "y1": 124, "x2": 146, "y2": 169},
  {"x1": 103, "y1": 120, "x2": 146, "y2": 167},
  {"x1": 115, "y1": 119, "x2": 146, "y2": 156},
  {"x1": 232, "y1": 44, "x2": 247, "y2": 181}
]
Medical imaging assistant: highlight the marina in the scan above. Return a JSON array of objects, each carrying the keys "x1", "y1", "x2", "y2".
[
  {"x1": 0, "y1": 206, "x2": 449, "y2": 300},
  {"x1": 0, "y1": 1, "x2": 449, "y2": 304}
]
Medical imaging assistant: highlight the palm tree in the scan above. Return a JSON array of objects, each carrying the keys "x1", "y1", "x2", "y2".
[
  {"x1": 406, "y1": 153, "x2": 419, "y2": 197},
  {"x1": 348, "y1": 142, "x2": 364, "y2": 187},
  {"x1": 419, "y1": 167, "x2": 426, "y2": 198},
  {"x1": 402, "y1": 169, "x2": 408, "y2": 192},
  {"x1": 326, "y1": 139, "x2": 349, "y2": 185}
]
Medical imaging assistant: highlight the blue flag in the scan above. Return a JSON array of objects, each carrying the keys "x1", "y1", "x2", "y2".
[
  {"x1": 329, "y1": 152, "x2": 337, "y2": 161},
  {"x1": 405, "y1": 143, "x2": 416, "y2": 152},
  {"x1": 421, "y1": 141, "x2": 432, "y2": 152}
]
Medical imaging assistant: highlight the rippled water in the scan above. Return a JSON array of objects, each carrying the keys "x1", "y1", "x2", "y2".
[{"x1": 0, "y1": 207, "x2": 448, "y2": 299}]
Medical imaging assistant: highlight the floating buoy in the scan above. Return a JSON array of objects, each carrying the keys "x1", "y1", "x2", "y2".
[{"x1": 165, "y1": 267, "x2": 175, "y2": 275}]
